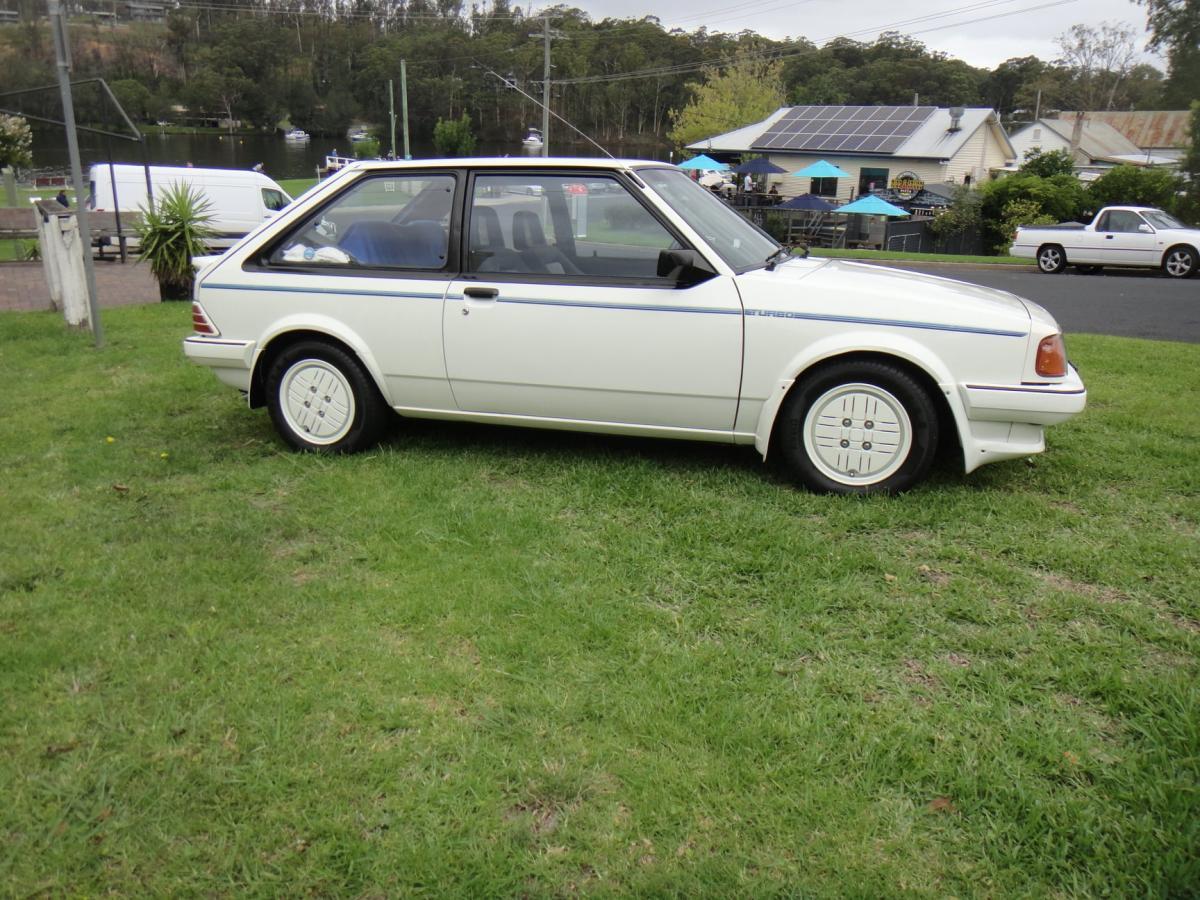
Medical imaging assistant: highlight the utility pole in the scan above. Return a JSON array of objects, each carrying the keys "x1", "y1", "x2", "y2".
[
  {"x1": 530, "y1": 18, "x2": 560, "y2": 157},
  {"x1": 388, "y1": 79, "x2": 396, "y2": 159},
  {"x1": 400, "y1": 59, "x2": 411, "y2": 160},
  {"x1": 48, "y1": 0, "x2": 102, "y2": 346}
]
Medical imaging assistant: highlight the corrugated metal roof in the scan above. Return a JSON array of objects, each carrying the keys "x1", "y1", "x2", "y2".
[
  {"x1": 1054, "y1": 111, "x2": 1191, "y2": 150},
  {"x1": 688, "y1": 107, "x2": 1013, "y2": 160},
  {"x1": 1037, "y1": 117, "x2": 1142, "y2": 161}
]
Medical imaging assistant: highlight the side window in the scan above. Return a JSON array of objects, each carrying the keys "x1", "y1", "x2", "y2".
[
  {"x1": 1101, "y1": 210, "x2": 1146, "y2": 233},
  {"x1": 262, "y1": 188, "x2": 288, "y2": 212},
  {"x1": 270, "y1": 174, "x2": 454, "y2": 270},
  {"x1": 467, "y1": 173, "x2": 680, "y2": 280}
]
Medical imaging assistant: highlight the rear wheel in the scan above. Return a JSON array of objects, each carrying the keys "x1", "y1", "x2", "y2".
[
  {"x1": 1162, "y1": 245, "x2": 1197, "y2": 279},
  {"x1": 1037, "y1": 244, "x2": 1066, "y2": 273},
  {"x1": 266, "y1": 340, "x2": 388, "y2": 452},
  {"x1": 776, "y1": 360, "x2": 939, "y2": 495}
]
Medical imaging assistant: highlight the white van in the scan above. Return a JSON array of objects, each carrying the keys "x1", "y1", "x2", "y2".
[{"x1": 87, "y1": 164, "x2": 293, "y2": 249}]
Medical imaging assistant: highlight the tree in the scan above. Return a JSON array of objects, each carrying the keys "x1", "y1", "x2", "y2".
[
  {"x1": 0, "y1": 114, "x2": 32, "y2": 170},
  {"x1": 1177, "y1": 100, "x2": 1200, "y2": 223},
  {"x1": 1020, "y1": 148, "x2": 1075, "y2": 178},
  {"x1": 1054, "y1": 22, "x2": 1141, "y2": 110},
  {"x1": 109, "y1": 79, "x2": 154, "y2": 123},
  {"x1": 1088, "y1": 164, "x2": 1181, "y2": 210},
  {"x1": 1135, "y1": 1, "x2": 1200, "y2": 104},
  {"x1": 433, "y1": 113, "x2": 476, "y2": 156},
  {"x1": 979, "y1": 173, "x2": 1088, "y2": 252},
  {"x1": 667, "y1": 52, "x2": 785, "y2": 150}
]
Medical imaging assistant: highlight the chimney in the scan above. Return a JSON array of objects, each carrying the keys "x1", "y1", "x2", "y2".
[{"x1": 948, "y1": 107, "x2": 964, "y2": 132}]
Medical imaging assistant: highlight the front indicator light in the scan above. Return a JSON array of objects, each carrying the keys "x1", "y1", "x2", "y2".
[{"x1": 1036, "y1": 334, "x2": 1067, "y2": 377}]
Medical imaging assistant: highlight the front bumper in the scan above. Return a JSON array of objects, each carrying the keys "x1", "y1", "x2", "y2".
[
  {"x1": 182, "y1": 336, "x2": 256, "y2": 392},
  {"x1": 959, "y1": 364, "x2": 1087, "y2": 426}
]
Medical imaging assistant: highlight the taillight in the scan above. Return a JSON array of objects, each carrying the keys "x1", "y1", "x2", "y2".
[
  {"x1": 1035, "y1": 334, "x2": 1067, "y2": 377},
  {"x1": 191, "y1": 302, "x2": 219, "y2": 336}
]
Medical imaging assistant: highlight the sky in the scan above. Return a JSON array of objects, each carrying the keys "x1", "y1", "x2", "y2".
[{"x1": 565, "y1": 0, "x2": 1163, "y2": 71}]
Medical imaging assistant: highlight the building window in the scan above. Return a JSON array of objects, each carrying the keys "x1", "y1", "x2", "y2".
[
  {"x1": 858, "y1": 167, "x2": 889, "y2": 195},
  {"x1": 810, "y1": 177, "x2": 838, "y2": 197}
]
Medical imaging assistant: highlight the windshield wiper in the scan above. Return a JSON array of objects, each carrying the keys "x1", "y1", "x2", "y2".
[{"x1": 764, "y1": 245, "x2": 792, "y2": 271}]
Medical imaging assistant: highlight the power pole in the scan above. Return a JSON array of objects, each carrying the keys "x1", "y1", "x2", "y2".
[
  {"x1": 530, "y1": 18, "x2": 560, "y2": 157},
  {"x1": 400, "y1": 60, "x2": 411, "y2": 160},
  {"x1": 48, "y1": 0, "x2": 102, "y2": 346},
  {"x1": 388, "y1": 79, "x2": 396, "y2": 159}
]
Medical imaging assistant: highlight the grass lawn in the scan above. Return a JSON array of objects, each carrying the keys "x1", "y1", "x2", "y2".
[{"x1": 1, "y1": 305, "x2": 1197, "y2": 895}]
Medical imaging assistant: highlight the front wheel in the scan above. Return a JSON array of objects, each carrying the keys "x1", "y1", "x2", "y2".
[
  {"x1": 775, "y1": 360, "x2": 939, "y2": 495},
  {"x1": 1037, "y1": 244, "x2": 1067, "y2": 273},
  {"x1": 1162, "y1": 245, "x2": 1197, "y2": 279},
  {"x1": 266, "y1": 340, "x2": 389, "y2": 452}
]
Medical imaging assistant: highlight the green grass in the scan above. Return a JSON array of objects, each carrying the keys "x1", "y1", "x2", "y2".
[
  {"x1": 809, "y1": 248, "x2": 1030, "y2": 265},
  {"x1": 1, "y1": 305, "x2": 1198, "y2": 895},
  {"x1": 278, "y1": 177, "x2": 320, "y2": 199}
]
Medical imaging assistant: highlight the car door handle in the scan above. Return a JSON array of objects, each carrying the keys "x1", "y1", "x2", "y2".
[
  {"x1": 464, "y1": 287, "x2": 499, "y2": 299},
  {"x1": 1106, "y1": 235, "x2": 1114, "y2": 239}
]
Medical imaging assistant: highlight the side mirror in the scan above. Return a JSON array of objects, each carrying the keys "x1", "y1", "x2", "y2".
[
  {"x1": 657, "y1": 248, "x2": 714, "y2": 286},
  {"x1": 1137, "y1": 223, "x2": 1153, "y2": 234}
]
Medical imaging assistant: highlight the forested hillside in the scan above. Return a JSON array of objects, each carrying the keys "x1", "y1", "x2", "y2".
[{"x1": 0, "y1": 0, "x2": 1176, "y2": 148}]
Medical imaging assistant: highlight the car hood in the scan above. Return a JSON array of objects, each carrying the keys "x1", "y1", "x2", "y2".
[{"x1": 737, "y1": 257, "x2": 1034, "y2": 334}]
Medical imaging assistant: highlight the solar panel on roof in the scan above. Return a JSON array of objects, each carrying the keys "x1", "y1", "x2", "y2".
[{"x1": 751, "y1": 105, "x2": 937, "y2": 154}]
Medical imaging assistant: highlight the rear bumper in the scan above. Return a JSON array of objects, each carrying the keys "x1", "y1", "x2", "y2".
[
  {"x1": 960, "y1": 365, "x2": 1087, "y2": 425},
  {"x1": 182, "y1": 336, "x2": 255, "y2": 391}
]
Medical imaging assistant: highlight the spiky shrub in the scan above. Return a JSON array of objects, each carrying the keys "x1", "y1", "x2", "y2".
[{"x1": 136, "y1": 183, "x2": 214, "y2": 301}]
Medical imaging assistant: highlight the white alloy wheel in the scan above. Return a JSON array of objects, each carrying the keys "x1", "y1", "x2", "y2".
[
  {"x1": 278, "y1": 358, "x2": 357, "y2": 445},
  {"x1": 1163, "y1": 247, "x2": 1196, "y2": 278},
  {"x1": 801, "y1": 382, "x2": 913, "y2": 486},
  {"x1": 1037, "y1": 245, "x2": 1065, "y2": 273}
]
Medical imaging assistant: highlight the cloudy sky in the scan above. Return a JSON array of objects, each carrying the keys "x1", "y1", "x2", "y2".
[{"x1": 566, "y1": 0, "x2": 1162, "y2": 70}]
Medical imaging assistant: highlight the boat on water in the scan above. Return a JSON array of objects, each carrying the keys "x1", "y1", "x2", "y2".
[
  {"x1": 283, "y1": 128, "x2": 310, "y2": 142},
  {"x1": 521, "y1": 127, "x2": 544, "y2": 149},
  {"x1": 349, "y1": 128, "x2": 372, "y2": 143}
]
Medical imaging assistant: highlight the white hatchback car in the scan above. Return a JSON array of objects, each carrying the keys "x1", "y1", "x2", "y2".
[{"x1": 184, "y1": 158, "x2": 1086, "y2": 494}]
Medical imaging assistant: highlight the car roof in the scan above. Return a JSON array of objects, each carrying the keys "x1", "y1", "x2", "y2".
[{"x1": 349, "y1": 157, "x2": 671, "y2": 172}]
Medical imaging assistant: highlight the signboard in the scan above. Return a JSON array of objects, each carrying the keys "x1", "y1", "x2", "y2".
[{"x1": 890, "y1": 171, "x2": 924, "y2": 200}]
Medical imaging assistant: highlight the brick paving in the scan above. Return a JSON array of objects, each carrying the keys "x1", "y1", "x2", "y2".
[{"x1": 0, "y1": 259, "x2": 161, "y2": 312}]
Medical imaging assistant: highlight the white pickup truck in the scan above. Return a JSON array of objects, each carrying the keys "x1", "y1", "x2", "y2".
[{"x1": 1011, "y1": 206, "x2": 1199, "y2": 278}]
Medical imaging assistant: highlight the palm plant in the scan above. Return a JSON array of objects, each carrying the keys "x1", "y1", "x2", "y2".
[{"x1": 136, "y1": 183, "x2": 215, "y2": 301}]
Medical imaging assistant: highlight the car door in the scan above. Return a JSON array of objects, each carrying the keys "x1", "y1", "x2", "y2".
[
  {"x1": 1096, "y1": 209, "x2": 1159, "y2": 265},
  {"x1": 442, "y1": 170, "x2": 744, "y2": 434},
  {"x1": 248, "y1": 169, "x2": 460, "y2": 410}
]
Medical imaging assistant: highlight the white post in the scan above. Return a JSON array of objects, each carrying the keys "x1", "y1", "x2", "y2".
[
  {"x1": 55, "y1": 214, "x2": 90, "y2": 328},
  {"x1": 37, "y1": 210, "x2": 63, "y2": 311}
]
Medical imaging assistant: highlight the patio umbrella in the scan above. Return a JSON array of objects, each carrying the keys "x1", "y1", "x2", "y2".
[
  {"x1": 733, "y1": 158, "x2": 787, "y2": 175},
  {"x1": 836, "y1": 194, "x2": 910, "y2": 217},
  {"x1": 790, "y1": 159, "x2": 851, "y2": 179},
  {"x1": 776, "y1": 193, "x2": 835, "y2": 211},
  {"x1": 678, "y1": 154, "x2": 728, "y2": 171}
]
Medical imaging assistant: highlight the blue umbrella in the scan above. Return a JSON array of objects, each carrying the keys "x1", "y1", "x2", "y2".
[
  {"x1": 733, "y1": 157, "x2": 787, "y2": 175},
  {"x1": 678, "y1": 154, "x2": 729, "y2": 171},
  {"x1": 790, "y1": 159, "x2": 851, "y2": 179},
  {"x1": 836, "y1": 194, "x2": 910, "y2": 217},
  {"x1": 776, "y1": 194, "x2": 835, "y2": 211}
]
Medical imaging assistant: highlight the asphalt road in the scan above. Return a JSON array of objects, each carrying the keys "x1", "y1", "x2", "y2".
[{"x1": 888, "y1": 263, "x2": 1200, "y2": 344}]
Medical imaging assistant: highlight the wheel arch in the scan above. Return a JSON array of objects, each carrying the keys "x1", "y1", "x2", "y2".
[
  {"x1": 1161, "y1": 243, "x2": 1198, "y2": 275},
  {"x1": 249, "y1": 319, "x2": 390, "y2": 410},
  {"x1": 755, "y1": 338, "x2": 965, "y2": 465}
]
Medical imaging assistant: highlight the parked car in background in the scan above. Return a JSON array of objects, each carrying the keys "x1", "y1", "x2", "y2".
[
  {"x1": 88, "y1": 164, "x2": 292, "y2": 249},
  {"x1": 1012, "y1": 206, "x2": 1199, "y2": 278},
  {"x1": 183, "y1": 158, "x2": 1085, "y2": 495}
]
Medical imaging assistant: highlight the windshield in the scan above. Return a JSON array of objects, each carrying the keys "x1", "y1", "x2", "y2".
[
  {"x1": 637, "y1": 166, "x2": 778, "y2": 271},
  {"x1": 1141, "y1": 210, "x2": 1185, "y2": 229}
]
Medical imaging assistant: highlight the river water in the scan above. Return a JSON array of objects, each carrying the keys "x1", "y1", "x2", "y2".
[{"x1": 29, "y1": 131, "x2": 673, "y2": 181}]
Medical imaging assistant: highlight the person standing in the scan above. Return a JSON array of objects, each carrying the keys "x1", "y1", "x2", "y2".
[{"x1": 743, "y1": 173, "x2": 753, "y2": 193}]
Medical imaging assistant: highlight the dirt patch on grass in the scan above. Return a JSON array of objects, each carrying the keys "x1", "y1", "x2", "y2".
[{"x1": 1037, "y1": 571, "x2": 1128, "y2": 604}]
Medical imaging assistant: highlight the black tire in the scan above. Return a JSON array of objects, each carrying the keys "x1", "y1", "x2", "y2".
[
  {"x1": 1076, "y1": 264, "x2": 1103, "y2": 275},
  {"x1": 265, "y1": 340, "x2": 389, "y2": 453},
  {"x1": 1037, "y1": 244, "x2": 1067, "y2": 274},
  {"x1": 1162, "y1": 245, "x2": 1197, "y2": 279},
  {"x1": 775, "y1": 360, "x2": 939, "y2": 495}
]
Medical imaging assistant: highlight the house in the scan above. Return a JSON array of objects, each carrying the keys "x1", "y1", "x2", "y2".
[
  {"x1": 1052, "y1": 110, "x2": 1192, "y2": 164},
  {"x1": 1008, "y1": 115, "x2": 1177, "y2": 175},
  {"x1": 687, "y1": 106, "x2": 1015, "y2": 204}
]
